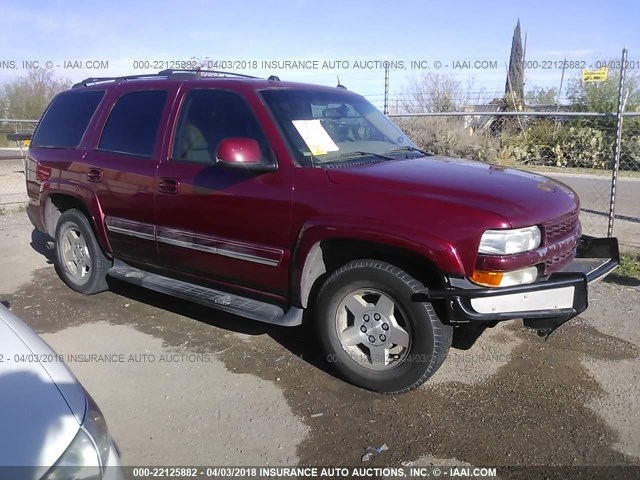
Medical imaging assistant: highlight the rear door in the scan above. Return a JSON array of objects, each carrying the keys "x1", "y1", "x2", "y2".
[
  {"x1": 84, "y1": 84, "x2": 177, "y2": 266},
  {"x1": 154, "y1": 87, "x2": 294, "y2": 296}
]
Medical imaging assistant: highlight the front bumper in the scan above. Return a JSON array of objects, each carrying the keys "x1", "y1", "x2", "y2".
[{"x1": 415, "y1": 236, "x2": 619, "y2": 333}]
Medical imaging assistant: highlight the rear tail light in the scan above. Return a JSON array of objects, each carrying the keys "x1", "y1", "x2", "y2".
[{"x1": 36, "y1": 164, "x2": 52, "y2": 181}]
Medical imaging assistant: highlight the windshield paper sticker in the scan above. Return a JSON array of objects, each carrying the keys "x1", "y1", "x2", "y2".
[{"x1": 292, "y1": 120, "x2": 339, "y2": 156}]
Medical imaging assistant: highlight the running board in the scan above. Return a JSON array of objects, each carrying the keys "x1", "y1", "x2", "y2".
[{"x1": 108, "y1": 260, "x2": 303, "y2": 327}]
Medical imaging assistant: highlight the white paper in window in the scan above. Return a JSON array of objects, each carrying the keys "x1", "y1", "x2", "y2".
[{"x1": 292, "y1": 119, "x2": 339, "y2": 156}]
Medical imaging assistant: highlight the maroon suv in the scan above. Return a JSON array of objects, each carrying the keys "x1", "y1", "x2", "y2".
[{"x1": 25, "y1": 70, "x2": 619, "y2": 394}]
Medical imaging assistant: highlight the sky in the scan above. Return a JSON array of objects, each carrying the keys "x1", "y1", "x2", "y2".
[{"x1": 0, "y1": 0, "x2": 638, "y2": 110}]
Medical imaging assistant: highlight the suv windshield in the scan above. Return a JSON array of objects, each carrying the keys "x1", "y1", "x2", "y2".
[{"x1": 260, "y1": 89, "x2": 419, "y2": 166}]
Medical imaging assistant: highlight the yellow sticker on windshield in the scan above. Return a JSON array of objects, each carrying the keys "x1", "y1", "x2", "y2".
[
  {"x1": 292, "y1": 120, "x2": 339, "y2": 156},
  {"x1": 310, "y1": 147, "x2": 327, "y2": 155}
]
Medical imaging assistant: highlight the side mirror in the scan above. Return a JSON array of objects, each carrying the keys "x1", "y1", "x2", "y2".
[{"x1": 215, "y1": 138, "x2": 276, "y2": 172}]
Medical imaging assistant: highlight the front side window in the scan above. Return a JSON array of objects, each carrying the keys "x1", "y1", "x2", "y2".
[
  {"x1": 172, "y1": 89, "x2": 273, "y2": 164},
  {"x1": 260, "y1": 89, "x2": 417, "y2": 166},
  {"x1": 99, "y1": 90, "x2": 167, "y2": 157},
  {"x1": 31, "y1": 90, "x2": 105, "y2": 148}
]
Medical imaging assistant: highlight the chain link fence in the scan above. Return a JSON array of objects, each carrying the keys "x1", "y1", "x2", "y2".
[
  {"x1": 0, "y1": 120, "x2": 35, "y2": 207},
  {"x1": 616, "y1": 113, "x2": 640, "y2": 231}
]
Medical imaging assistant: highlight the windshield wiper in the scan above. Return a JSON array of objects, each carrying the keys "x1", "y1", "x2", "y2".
[
  {"x1": 386, "y1": 146, "x2": 433, "y2": 157},
  {"x1": 333, "y1": 151, "x2": 395, "y2": 161}
]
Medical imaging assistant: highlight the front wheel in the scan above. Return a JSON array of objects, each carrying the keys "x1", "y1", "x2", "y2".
[
  {"x1": 54, "y1": 209, "x2": 111, "y2": 294},
  {"x1": 316, "y1": 259, "x2": 452, "y2": 394}
]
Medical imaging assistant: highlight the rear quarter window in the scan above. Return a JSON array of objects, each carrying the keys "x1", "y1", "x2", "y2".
[{"x1": 31, "y1": 90, "x2": 105, "y2": 148}]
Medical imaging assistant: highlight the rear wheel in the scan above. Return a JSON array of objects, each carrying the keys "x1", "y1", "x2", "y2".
[
  {"x1": 54, "y1": 209, "x2": 111, "y2": 294},
  {"x1": 316, "y1": 259, "x2": 452, "y2": 394}
]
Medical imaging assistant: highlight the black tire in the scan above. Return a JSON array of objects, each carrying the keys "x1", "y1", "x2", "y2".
[
  {"x1": 54, "y1": 209, "x2": 111, "y2": 294},
  {"x1": 316, "y1": 259, "x2": 453, "y2": 394}
]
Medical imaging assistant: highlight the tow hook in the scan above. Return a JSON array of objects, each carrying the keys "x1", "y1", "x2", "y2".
[{"x1": 524, "y1": 315, "x2": 575, "y2": 339}]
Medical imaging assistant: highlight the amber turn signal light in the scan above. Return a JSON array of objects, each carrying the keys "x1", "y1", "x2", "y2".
[{"x1": 470, "y1": 270, "x2": 504, "y2": 287}]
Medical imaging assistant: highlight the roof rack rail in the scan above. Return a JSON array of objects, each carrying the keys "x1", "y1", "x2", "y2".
[
  {"x1": 158, "y1": 69, "x2": 259, "y2": 79},
  {"x1": 72, "y1": 73, "x2": 164, "y2": 88},
  {"x1": 72, "y1": 69, "x2": 260, "y2": 88}
]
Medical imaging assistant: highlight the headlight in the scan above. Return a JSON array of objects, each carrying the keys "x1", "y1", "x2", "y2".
[
  {"x1": 479, "y1": 226, "x2": 541, "y2": 255},
  {"x1": 83, "y1": 394, "x2": 111, "y2": 470},
  {"x1": 42, "y1": 394, "x2": 110, "y2": 480}
]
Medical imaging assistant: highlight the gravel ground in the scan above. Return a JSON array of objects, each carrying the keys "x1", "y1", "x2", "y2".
[{"x1": 1, "y1": 210, "x2": 639, "y2": 479}]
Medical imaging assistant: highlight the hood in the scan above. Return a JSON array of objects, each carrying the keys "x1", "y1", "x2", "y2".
[
  {"x1": 0, "y1": 305, "x2": 84, "y2": 477},
  {"x1": 325, "y1": 156, "x2": 579, "y2": 226}
]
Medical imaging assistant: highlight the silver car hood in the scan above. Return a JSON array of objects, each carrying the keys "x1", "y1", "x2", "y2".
[{"x1": 0, "y1": 305, "x2": 86, "y2": 475}]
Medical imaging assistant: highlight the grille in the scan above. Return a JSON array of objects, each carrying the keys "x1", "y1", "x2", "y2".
[
  {"x1": 545, "y1": 249, "x2": 575, "y2": 267},
  {"x1": 544, "y1": 210, "x2": 579, "y2": 242}
]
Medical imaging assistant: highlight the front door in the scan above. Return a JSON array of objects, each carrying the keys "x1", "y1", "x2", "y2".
[{"x1": 154, "y1": 88, "x2": 294, "y2": 296}]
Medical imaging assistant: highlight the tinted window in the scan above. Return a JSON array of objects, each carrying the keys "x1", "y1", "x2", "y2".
[
  {"x1": 99, "y1": 90, "x2": 167, "y2": 157},
  {"x1": 172, "y1": 89, "x2": 272, "y2": 164},
  {"x1": 31, "y1": 90, "x2": 105, "y2": 148}
]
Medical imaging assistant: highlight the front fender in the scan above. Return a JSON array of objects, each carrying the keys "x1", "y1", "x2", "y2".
[{"x1": 290, "y1": 217, "x2": 464, "y2": 307}]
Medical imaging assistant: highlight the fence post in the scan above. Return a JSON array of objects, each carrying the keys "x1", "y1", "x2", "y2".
[
  {"x1": 607, "y1": 47, "x2": 628, "y2": 237},
  {"x1": 383, "y1": 63, "x2": 390, "y2": 115}
]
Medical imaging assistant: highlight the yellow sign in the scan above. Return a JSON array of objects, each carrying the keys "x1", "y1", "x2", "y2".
[
  {"x1": 23, "y1": 139, "x2": 31, "y2": 147},
  {"x1": 582, "y1": 67, "x2": 608, "y2": 82}
]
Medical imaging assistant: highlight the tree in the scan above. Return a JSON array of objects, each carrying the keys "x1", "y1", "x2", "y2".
[
  {"x1": 0, "y1": 93, "x2": 6, "y2": 119},
  {"x1": 0, "y1": 69, "x2": 71, "y2": 120},
  {"x1": 505, "y1": 20, "x2": 524, "y2": 109},
  {"x1": 400, "y1": 73, "x2": 479, "y2": 113},
  {"x1": 564, "y1": 68, "x2": 640, "y2": 167},
  {"x1": 566, "y1": 70, "x2": 640, "y2": 113},
  {"x1": 525, "y1": 87, "x2": 559, "y2": 105}
]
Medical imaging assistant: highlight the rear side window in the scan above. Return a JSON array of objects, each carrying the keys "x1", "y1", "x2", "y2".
[
  {"x1": 31, "y1": 90, "x2": 105, "y2": 148},
  {"x1": 99, "y1": 90, "x2": 167, "y2": 157}
]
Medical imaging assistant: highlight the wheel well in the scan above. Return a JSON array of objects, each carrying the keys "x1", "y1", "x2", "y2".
[
  {"x1": 44, "y1": 194, "x2": 92, "y2": 238},
  {"x1": 299, "y1": 238, "x2": 444, "y2": 309}
]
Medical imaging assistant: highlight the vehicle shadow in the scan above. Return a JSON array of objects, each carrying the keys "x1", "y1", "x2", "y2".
[
  {"x1": 28, "y1": 227, "x2": 480, "y2": 381},
  {"x1": 603, "y1": 272, "x2": 640, "y2": 287},
  {"x1": 106, "y1": 276, "x2": 482, "y2": 379},
  {"x1": 106, "y1": 277, "x2": 335, "y2": 377},
  {"x1": 26, "y1": 226, "x2": 332, "y2": 375},
  {"x1": 29, "y1": 229, "x2": 55, "y2": 264}
]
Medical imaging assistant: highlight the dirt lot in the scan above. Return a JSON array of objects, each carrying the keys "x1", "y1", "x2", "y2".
[{"x1": 1, "y1": 209, "x2": 639, "y2": 479}]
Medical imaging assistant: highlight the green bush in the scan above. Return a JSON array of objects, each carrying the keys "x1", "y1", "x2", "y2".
[
  {"x1": 400, "y1": 116, "x2": 620, "y2": 169},
  {"x1": 620, "y1": 119, "x2": 640, "y2": 171},
  {"x1": 500, "y1": 120, "x2": 614, "y2": 169},
  {"x1": 395, "y1": 116, "x2": 640, "y2": 171},
  {"x1": 396, "y1": 117, "x2": 499, "y2": 162}
]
